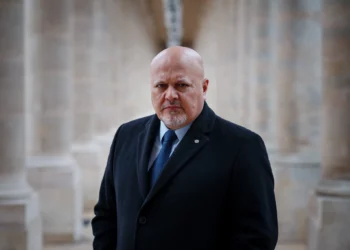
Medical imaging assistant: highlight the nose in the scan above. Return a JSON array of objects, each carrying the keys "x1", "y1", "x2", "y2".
[{"x1": 164, "y1": 86, "x2": 178, "y2": 101}]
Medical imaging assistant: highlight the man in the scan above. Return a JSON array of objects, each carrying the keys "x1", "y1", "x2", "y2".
[{"x1": 91, "y1": 46, "x2": 278, "y2": 250}]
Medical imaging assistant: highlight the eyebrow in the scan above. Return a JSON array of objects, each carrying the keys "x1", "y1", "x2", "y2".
[
  {"x1": 176, "y1": 77, "x2": 191, "y2": 83},
  {"x1": 154, "y1": 77, "x2": 192, "y2": 85},
  {"x1": 154, "y1": 80, "x2": 166, "y2": 85}
]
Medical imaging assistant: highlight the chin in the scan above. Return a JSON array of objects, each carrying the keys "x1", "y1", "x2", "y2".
[{"x1": 161, "y1": 113, "x2": 188, "y2": 129}]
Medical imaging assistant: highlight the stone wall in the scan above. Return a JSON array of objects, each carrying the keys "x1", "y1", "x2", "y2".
[
  {"x1": 193, "y1": 0, "x2": 349, "y2": 249},
  {"x1": 1, "y1": 0, "x2": 349, "y2": 249},
  {"x1": 0, "y1": 0, "x2": 158, "y2": 248}
]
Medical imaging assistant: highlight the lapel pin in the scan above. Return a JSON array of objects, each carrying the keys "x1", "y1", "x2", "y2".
[{"x1": 194, "y1": 139, "x2": 199, "y2": 143}]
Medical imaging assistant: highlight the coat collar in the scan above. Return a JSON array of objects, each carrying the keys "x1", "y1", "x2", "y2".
[{"x1": 136, "y1": 102, "x2": 216, "y2": 203}]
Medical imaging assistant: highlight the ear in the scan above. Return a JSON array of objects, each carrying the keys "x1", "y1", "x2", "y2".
[{"x1": 202, "y1": 78, "x2": 209, "y2": 100}]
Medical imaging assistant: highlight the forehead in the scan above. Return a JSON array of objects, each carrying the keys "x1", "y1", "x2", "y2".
[
  {"x1": 151, "y1": 60, "x2": 200, "y2": 82},
  {"x1": 152, "y1": 70, "x2": 192, "y2": 84}
]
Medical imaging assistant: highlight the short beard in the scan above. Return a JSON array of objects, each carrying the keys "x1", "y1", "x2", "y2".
[{"x1": 161, "y1": 111, "x2": 188, "y2": 129}]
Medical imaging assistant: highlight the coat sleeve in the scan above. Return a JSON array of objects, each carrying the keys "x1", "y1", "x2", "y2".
[
  {"x1": 91, "y1": 126, "x2": 122, "y2": 250},
  {"x1": 229, "y1": 133, "x2": 278, "y2": 250}
]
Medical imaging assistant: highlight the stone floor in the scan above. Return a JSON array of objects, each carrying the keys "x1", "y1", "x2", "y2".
[
  {"x1": 44, "y1": 213, "x2": 306, "y2": 250},
  {"x1": 46, "y1": 241, "x2": 305, "y2": 250}
]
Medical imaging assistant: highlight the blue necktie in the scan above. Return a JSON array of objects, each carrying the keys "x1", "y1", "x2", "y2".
[{"x1": 150, "y1": 130, "x2": 177, "y2": 188}]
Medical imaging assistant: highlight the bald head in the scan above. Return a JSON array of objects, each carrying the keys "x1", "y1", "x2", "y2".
[
  {"x1": 149, "y1": 46, "x2": 209, "y2": 130},
  {"x1": 150, "y1": 46, "x2": 205, "y2": 79}
]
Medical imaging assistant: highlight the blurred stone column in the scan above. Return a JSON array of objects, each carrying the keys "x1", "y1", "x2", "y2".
[
  {"x1": 26, "y1": 0, "x2": 82, "y2": 242},
  {"x1": 296, "y1": 4, "x2": 323, "y2": 157},
  {"x1": 214, "y1": 0, "x2": 239, "y2": 122},
  {"x1": 0, "y1": 1, "x2": 42, "y2": 249},
  {"x1": 118, "y1": 0, "x2": 157, "y2": 121},
  {"x1": 236, "y1": 0, "x2": 252, "y2": 127},
  {"x1": 192, "y1": 1, "x2": 219, "y2": 112},
  {"x1": 267, "y1": 0, "x2": 279, "y2": 154},
  {"x1": 274, "y1": 1, "x2": 298, "y2": 155},
  {"x1": 308, "y1": 1, "x2": 350, "y2": 249},
  {"x1": 249, "y1": 0, "x2": 276, "y2": 148},
  {"x1": 121, "y1": 0, "x2": 152, "y2": 118},
  {"x1": 273, "y1": 0, "x2": 322, "y2": 243},
  {"x1": 73, "y1": 0, "x2": 102, "y2": 212},
  {"x1": 92, "y1": 0, "x2": 115, "y2": 165},
  {"x1": 107, "y1": 0, "x2": 122, "y2": 128}
]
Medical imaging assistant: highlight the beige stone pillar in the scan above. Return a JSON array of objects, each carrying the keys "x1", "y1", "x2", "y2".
[
  {"x1": 274, "y1": 1, "x2": 298, "y2": 155},
  {"x1": 107, "y1": 0, "x2": 122, "y2": 127},
  {"x1": 0, "y1": 1, "x2": 42, "y2": 249},
  {"x1": 118, "y1": 0, "x2": 156, "y2": 119},
  {"x1": 236, "y1": 0, "x2": 252, "y2": 127},
  {"x1": 73, "y1": 0, "x2": 102, "y2": 212},
  {"x1": 214, "y1": 0, "x2": 239, "y2": 122},
  {"x1": 93, "y1": 0, "x2": 114, "y2": 133},
  {"x1": 92, "y1": 0, "x2": 116, "y2": 165},
  {"x1": 295, "y1": 4, "x2": 322, "y2": 157},
  {"x1": 249, "y1": 0, "x2": 275, "y2": 146},
  {"x1": 26, "y1": 0, "x2": 82, "y2": 242},
  {"x1": 273, "y1": 0, "x2": 322, "y2": 243},
  {"x1": 193, "y1": 1, "x2": 241, "y2": 122},
  {"x1": 192, "y1": 1, "x2": 219, "y2": 112},
  {"x1": 308, "y1": 1, "x2": 350, "y2": 249},
  {"x1": 92, "y1": 0, "x2": 158, "y2": 172}
]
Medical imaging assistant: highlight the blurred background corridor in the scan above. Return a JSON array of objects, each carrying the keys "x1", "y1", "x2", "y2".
[{"x1": 1, "y1": 0, "x2": 349, "y2": 249}]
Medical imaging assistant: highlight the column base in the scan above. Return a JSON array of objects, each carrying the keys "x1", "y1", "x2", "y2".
[
  {"x1": 0, "y1": 192, "x2": 42, "y2": 250},
  {"x1": 27, "y1": 156, "x2": 82, "y2": 243},
  {"x1": 265, "y1": 142, "x2": 278, "y2": 158},
  {"x1": 72, "y1": 141, "x2": 103, "y2": 211},
  {"x1": 307, "y1": 180, "x2": 350, "y2": 250},
  {"x1": 272, "y1": 153, "x2": 321, "y2": 243},
  {"x1": 94, "y1": 130, "x2": 116, "y2": 167}
]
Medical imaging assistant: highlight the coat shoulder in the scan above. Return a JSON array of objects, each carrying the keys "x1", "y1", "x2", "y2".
[
  {"x1": 214, "y1": 115, "x2": 263, "y2": 142},
  {"x1": 121, "y1": 114, "x2": 154, "y2": 131},
  {"x1": 109, "y1": 114, "x2": 155, "y2": 142}
]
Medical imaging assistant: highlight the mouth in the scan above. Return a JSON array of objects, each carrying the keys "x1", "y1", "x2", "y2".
[{"x1": 163, "y1": 106, "x2": 182, "y2": 110}]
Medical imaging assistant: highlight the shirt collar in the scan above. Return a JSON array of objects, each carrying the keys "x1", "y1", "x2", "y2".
[{"x1": 160, "y1": 120, "x2": 192, "y2": 143}]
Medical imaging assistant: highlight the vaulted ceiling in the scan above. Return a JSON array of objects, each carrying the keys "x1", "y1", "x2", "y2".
[{"x1": 143, "y1": 0, "x2": 209, "y2": 49}]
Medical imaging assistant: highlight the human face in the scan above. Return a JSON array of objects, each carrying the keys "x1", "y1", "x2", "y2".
[{"x1": 150, "y1": 62, "x2": 208, "y2": 130}]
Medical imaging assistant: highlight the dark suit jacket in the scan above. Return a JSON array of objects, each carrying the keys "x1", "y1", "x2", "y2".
[{"x1": 91, "y1": 103, "x2": 278, "y2": 250}]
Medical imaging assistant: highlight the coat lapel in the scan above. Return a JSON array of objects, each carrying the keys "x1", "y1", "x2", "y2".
[
  {"x1": 143, "y1": 102, "x2": 216, "y2": 205},
  {"x1": 136, "y1": 115, "x2": 160, "y2": 200}
]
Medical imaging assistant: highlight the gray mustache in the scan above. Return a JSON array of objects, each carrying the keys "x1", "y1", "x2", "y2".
[{"x1": 161, "y1": 101, "x2": 182, "y2": 109}]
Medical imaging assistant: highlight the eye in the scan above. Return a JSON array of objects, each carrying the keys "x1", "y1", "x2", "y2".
[
  {"x1": 177, "y1": 83, "x2": 189, "y2": 88},
  {"x1": 155, "y1": 83, "x2": 167, "y2": 88}
]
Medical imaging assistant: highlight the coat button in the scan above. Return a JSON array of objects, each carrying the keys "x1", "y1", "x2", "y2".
[{"x1": 138, "y1": 216, "x2": 147, "y2": 225}]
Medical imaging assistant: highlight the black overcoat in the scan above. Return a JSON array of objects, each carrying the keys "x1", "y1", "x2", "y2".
[{"x1": 92, "y1": 103, "x2": 278, "y2": 250}]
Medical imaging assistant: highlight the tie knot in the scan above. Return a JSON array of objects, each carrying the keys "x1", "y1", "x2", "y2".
[{"x1": 162, "y1": 130, "x2": 177, "y2": 144}]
